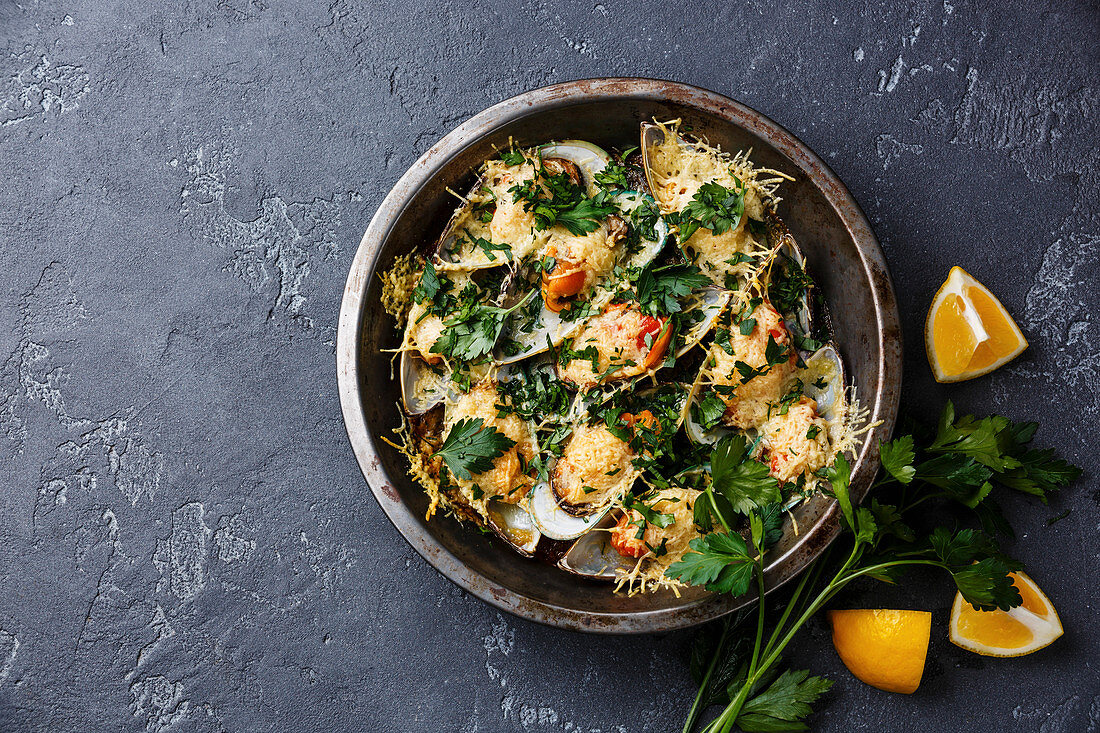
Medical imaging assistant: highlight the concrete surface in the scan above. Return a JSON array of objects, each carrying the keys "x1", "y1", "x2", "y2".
[{"x1": 0, "y1": 1, "x2": 1097, "y2": 731}]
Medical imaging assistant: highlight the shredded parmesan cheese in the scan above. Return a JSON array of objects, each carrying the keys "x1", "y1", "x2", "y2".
[
  {"x1": 708, "y1": 302, "x2": 795, "y2": 429},
  {"x1": 612, "y1": 488, "x2": 702, "y2": 596},
  {"x1": 444, "y1": 383, "x2": 538, "y2": 515},
  {"x1": 552, "y1": 424, "x2": 637, "y2": 508}
]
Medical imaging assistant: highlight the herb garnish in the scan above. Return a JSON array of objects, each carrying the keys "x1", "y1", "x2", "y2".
[
  {"x1": 434, "y1": 417, "x2": 516, "y2": 481},
  {"x1": 673, "y1": 180, "x2": 746, "y2": 243},
  {"x1": 509, "y1": 159, "x2": 617, "y2": 235},
  {"x1": 633, "y1": 263, "x2": 710, "y2": 316},
  {"x1": 673, "y1": 403, "x2": 1081, "y2": 733},
  {"x1": 431, "y1": 291, "x2": 535, "y2": 363}
]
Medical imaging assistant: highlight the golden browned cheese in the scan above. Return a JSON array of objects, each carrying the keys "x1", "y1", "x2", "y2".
[
  {"x1": 712, "y1": 302, "x2": 794, "y2": 429},
  {"x1": 485, "y1": 158, "x2": 543, "y2": 253},
  {"x1": 682, "y1": 223, "x2": 755, "y2": 287},
  {"x1": 558, "y1": 306, "x2": 653, "y2": 389},
  {"x1": 544, "y1": 224, "x2": 618, "y2": 291},
  {"x1": 440, "y1": 158, "x2": 545, "y2": 268},
  {"x1": 404, "y1": 301, "x2": 446, "y2": 360},
  {"x1": 611, "y1": 488, "x2": 700, "y2": 562},
  {"x1": 552, "y1": 423, "x2": 636, "y2": 508},
  {"x1": 760, "y1": 396, "x2": 831, "y2": 484},
  {"x1": 445, "y1": 383, "x2": 536, "y2": 504},
  {"x1": 648, "y1": 128, "x2": 767, "y2": 219}
]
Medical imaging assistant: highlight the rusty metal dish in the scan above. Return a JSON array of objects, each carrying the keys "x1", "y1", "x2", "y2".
[{"x1": 336, "y1": 79, "x2": 902, "y2": 634}]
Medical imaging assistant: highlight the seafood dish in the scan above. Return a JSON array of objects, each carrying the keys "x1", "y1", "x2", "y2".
[{"x1": 381, "y1": 121, "x2": 862, "y2": 594}]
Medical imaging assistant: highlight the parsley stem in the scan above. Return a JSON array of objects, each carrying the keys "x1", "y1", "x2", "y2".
[
  {"x1": 763, "y1": 544, "x2": 829, "y2": 653},
  {"x1": 682, "y1": 616, "x2": 733, "y2": 733},
  {"x1": 707, "y1": 488, "x2": 733, "y2": 534},
  {"x1": 747, "y1": 560, "x2": 766, "y2": 677}
]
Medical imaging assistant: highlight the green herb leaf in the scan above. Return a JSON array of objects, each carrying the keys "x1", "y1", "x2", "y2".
[
  {"x1": 997, "y1": 448, "x2": 1082, "y2": 502},
  {"x1": 634, "y1": 262, "x2": 710, "y2": 316},
  {"x1": 594, "y1": 161, "x2": 629, "y2": 191},
  {"x1": 693, "y1": 392, "x2": 727, "y2": 431},
  {"x1": 711, "y1": 434, "x2": 781, "y2": 511},
  {"x1": 555, "y1": 196, "x2": 620, "y2": 235},
  {"x1": 825, "y1": 453, "x2": 854, "y2": 533},
  {"x1": 736, "y1": 669, "x2": 833, "y2": 732},
  {"x1": 879, "y1": 435, "x2": 916, "y2": 484},
  {"x1": 665, "y1": 532, "x2": 755, "y2": 595},
  {"x1": 434, "y1": 417, "x2": 516, "y2": 481},
  {"x1": 676, "y1": 180, "x2": 746, "y2": 242},
  {"x1": 412, "y1": 262, "x2": 440, "y2": 304},
  {"x1": 951, "y1": 558, "x2": 1022, "y2": 611}
]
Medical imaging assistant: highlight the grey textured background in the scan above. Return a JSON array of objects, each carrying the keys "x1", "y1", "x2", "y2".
[{"x1": 0, "y1": 1, "x2": 1097, "y2": 731}]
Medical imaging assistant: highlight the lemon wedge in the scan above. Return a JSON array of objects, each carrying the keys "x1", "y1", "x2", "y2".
[
  {"x1": 949, "y1": 571, "x2": 1063, "y2": 657},
  {"x1": 828, "y1": 609, "x2": 931, "y2": 694},
  {"x1": 925, "y1": 266, "x2": 1027, "y2": 382}
]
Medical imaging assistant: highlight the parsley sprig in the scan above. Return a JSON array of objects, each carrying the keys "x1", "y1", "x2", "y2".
[
  {"x1": 633, "y1": 263, "x2": 710, "y2": 317},
  {"x1": 673, "y1": 403, "x2": 1081, "y2": 733},
  {"x1": 430, "y1": 291, "x2": 535, "y2": 363},
  {"x1": 673, "y1": 180, "x2": 746, "y2": 243},
  {"x1": 509, "y1": 158, "x2": 617, "y2": 235},
  {"x1": 434, "y1": 417, "x2": 516, "y2": 481}
]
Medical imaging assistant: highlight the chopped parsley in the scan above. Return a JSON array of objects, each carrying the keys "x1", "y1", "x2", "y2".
[{"x1": 673, "y1": 179, "x2": 746, "y2": 242}]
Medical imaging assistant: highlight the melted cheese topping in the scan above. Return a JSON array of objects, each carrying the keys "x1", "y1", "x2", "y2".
[
  {"x1": 486, "y1": 163, "x2": 537, "y2": 245},
  {"x1": 559, "y1": 306, "x2": 654, "y2": 389},
  {"x1": 646, "y1": 120, "x2": 781, "y2": 216},
  {"x1": 544, "y1": 224, "x2": 618, "y2": 290},
  {"x1": 404, "y1": 301, "x2": 445, "y2": 360},
  {"x1": 710, "y1": 302, "x2": 794, "y2": 429},
  {"x1": 438, "y1": 157, "x2": 549, "y2": 269},
  {"x1": 645, "y1": 121, "x2": 792, "y2": 285},
  {"x1": 760, "y1": 396, "x2": 831, "y2": 483},
  {"x1": 445, "y1": 383, "x2": 537, "y2": 509},
  {"x1": 682, "y1": 225, "x2": 755, "y2": 287},
  {"x1": 552, "y1": 424, "x2": 636, "y2": 508},
  {"x1": 613, "y1": 488, "x2": 699, "y2": 558}
]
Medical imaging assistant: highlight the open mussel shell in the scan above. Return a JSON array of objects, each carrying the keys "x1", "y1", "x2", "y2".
[
  {"x1": 676, "y1": 286, "x2": 730, "y2": 357},
  {"x1": 486, "y1": 499, "x2": 541, "y2": 556},
  {"x1": 610, "y1": 190, "x2": 670, "y2": 269},
  {"x1": 430, "y1": 177, "x2": 504, "y2": 272},
  {"x1": 802, "y1": 343, "x2": 847, "y2": 444},
  {"x1": 494, "y1": 290, "x2": 592, "y2": 366},
  {"x1": 400, "y1": 350, "x2": 449, "y2": 415},
  {"x1": 766, "y1": 216, "x2": 813, "y2": 340},
  {"x1": 540, "y1": 140, "x2": 611, "y2": 196},
  {"x1": 557, "y1": 514, "x2": 636, "y2": 580},
  {"x1": 639, "y1": 122, "x2": 668, "y2": 205},
  {"x1": 527, "y1": 477, "x2": 613, "y2": 541}
]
